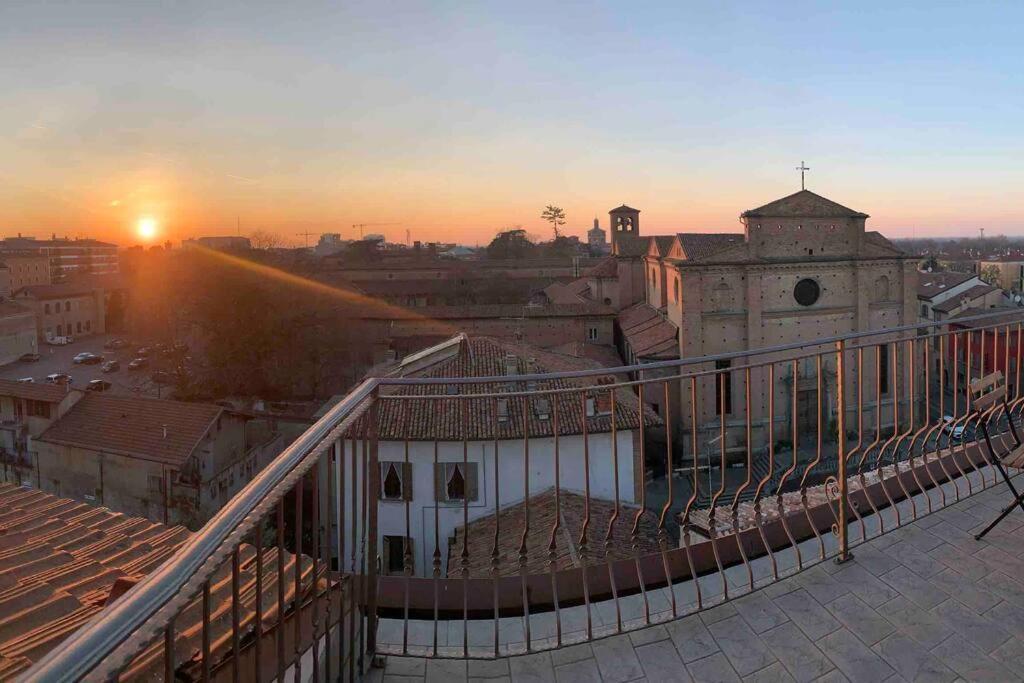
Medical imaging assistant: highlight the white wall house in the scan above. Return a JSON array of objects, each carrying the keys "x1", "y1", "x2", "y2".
[{"x1": 327, "y1": 334, "x2": 655, "y2": 577}]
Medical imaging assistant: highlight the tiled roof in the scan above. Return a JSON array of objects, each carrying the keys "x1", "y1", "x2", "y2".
[
  {"x1": 612, "y1": 237, "x2": 650, "y2": 258},
  {"x1": 740, "y1": 189, "x2": 867, "y2": 218},
  {"x1": 917, "y1": 271, "x2": 975, "y2": 300},
  {"x1": 447, "y1": 488, "x2": 662, "y2": 577},
  {"x1": 541, "y1": 280, "x2": 589, "y2": 304},
  {"x1": 948, "y1": 306, "x2": 1023, "y2": 328},
  {"x1": 0, "y1": 483, "x2": 317, "y2": 679},
  {"x1": 609, "y1": 205, "x2": 639, "y2": 213},
  {"x1": 651, "y1": 236, "x2": 676, "y2": 258},
  {"x1": 932, "y1": 284, "x2": 1001, "y2": 313},
  {"x1": 38, "y1": 394, "x2": 224, "y2": 467},
  {"x1": 355, "y1": 302, "x2": 615, "y2": 320},
  {"x1": 675, "y1": 233, "x2": 744, "y2": 261},
  {"x1": 15, "y1": 283, "x2": 96, "y2": 300},
  {"x1": 617, "y1": 303, "x2": 679, "y2": 360},
  {"x1": 0, "y1": 379, "x2": 74, "y2": 404},
  {"x1": 0, "y1": 301, "x2": 33, "y2": 319},
  {"x1": 351, "y1": 336, "x2": 659, "y2": 441},
  {"x1": 585, "y1": 256, "x2": 618, "y2": 278}
]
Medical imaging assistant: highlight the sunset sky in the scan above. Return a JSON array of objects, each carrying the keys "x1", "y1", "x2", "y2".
[{"x1": 3, "y1": 2, "x2": 1024, "y2": 247}]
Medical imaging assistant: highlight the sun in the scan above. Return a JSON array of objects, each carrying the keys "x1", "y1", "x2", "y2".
[{"x1": 137, "y1": 217, "x2": 158, "y2": 240}]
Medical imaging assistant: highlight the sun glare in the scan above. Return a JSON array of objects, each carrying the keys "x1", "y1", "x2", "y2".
[{"x1": 137, "y1": 217, "x2": 158, "y2": 240}]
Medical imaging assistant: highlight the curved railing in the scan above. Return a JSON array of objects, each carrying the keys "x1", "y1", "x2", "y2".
[{"x1": 23, "y1": 308, "x2": 1024, "y2": 680}]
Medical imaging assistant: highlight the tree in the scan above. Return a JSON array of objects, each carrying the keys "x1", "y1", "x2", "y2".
[
  {"x1": 250, "y1": 230, "x2": 284, "y2": 250},
  {"x1": 486, "y1": 228, "x2": 537, "y2": 260},
  {"x1": 541, "y1": 205, "x2": 566, "y2": 239}
]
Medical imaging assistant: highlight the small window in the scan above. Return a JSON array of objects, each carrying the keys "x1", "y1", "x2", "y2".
[
  {"x1": 85, "y1": 320, "x2": 91, "y2": 331},
  {"x1": 148, "y1": 475, "x2": 165, "y2": 494},
  {"x1": 715, "y1": 360, "x2": 732, "y2": 415},
  {"x1": 380, "y1": 462, "x2": 412, "y2": 501},
  {"x1": 76, "y1": 322, "x2": 82, "y2": 333},
  {"x1": 44, "y1": 303, "x2": 50, "y2": 314},
  {"x1": 383, "y1": 535, "x2": 412, "y2": 575},
  {"x1": 435, "y1": 462, "x2": 478, "y2": 503},
  {"x1": 56, "y1": 324, "x2": 62, "y2": 336},
  {"x1": 533, "y1": 397, "x2": 551, "y2": 420},
  {"x1": 587, "y1": 326, "x2": 599, "y2": 341},
  {"x1": 64, "y1": 301, "x2": 71, "y2": 312},
  {"x1": 496, "y1": 398, "x2": 510, "y2": 422}
]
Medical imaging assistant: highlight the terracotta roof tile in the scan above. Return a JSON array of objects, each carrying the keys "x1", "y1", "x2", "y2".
[
  {"x1": 917, "y1": 271, "x2": 975, "y2": 299},
  {"x1": 37, "y1": 394, "x2": 224, "y2": 466},
  {"x1": 931, "y1": 284, "x2": 1000, "y2": 313},
  {"x1": 586, "y1": 256, "x2": 619, "y2": 278},
  {"x1": 0, "y1": 379, "x2": 74, "y2": 404},
  {"x1": 617, "y1": 303, "x2": 680, "y2": 360},
  {"x1": 676, "y1": 233, "x2": 745, "y2": 261}
]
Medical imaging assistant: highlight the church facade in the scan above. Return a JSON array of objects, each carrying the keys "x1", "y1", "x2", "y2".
[{"x1": 610, "y1": 190, "x2": 918, "y2": 458}]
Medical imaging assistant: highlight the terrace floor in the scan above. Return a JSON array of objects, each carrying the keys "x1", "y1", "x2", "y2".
[{"x1": 370, "y1": 467, "x2": 1024, "y2": 681}]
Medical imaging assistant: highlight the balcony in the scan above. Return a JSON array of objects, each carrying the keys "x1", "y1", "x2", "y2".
[{"x1": 23, "y1": 310, "x2": 1024, "y2": 681}]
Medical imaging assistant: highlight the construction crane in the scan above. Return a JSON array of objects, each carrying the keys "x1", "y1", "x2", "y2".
[
  {"x1": 352, "y1": 222, "x2": 398, "y2": 239},
  {"x1": 296, "y1": 230, "x2": 316, "y2": 248}
]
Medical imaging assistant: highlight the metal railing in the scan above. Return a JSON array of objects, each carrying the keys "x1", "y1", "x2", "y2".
[{"x1": 24, "y1": 308, "x2": 1024, "y2": 681}]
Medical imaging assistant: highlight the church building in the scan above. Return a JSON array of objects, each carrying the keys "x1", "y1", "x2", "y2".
[{"x1": 607, "y1": 189, "x2": 919, "y2": 456}]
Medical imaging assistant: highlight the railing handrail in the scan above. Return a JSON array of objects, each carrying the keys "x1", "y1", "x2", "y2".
[
  {"x1": 23, "y1": 305, "x2": 1024, "y2": 679},
  {"x1": 379, "y1": 307, "x2": 1024, "y2": 386},
  {"x1": 24, "y1": 378, "x2": 381, "y2": 682}
]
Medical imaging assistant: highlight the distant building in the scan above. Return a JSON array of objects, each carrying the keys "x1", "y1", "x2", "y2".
[
  {"x1": 0, "y1": 379, "x2": 82, "y2": 486},
  {"x1": 181, "y1": 236, "x2": 252, "y2": 252},
  {"x1": 14, "y1": 282, "x2": 105, "y2": 340},
  {"x1": 978, "y1": 257, "x2": 1024, "y2": 293},
  {"x1": 314, "y1": 232, "x2": 347, "y2": 256},
  {"x1": 0, "y1": 237, "x2": 118, "y2": 282},
  {"x1": 918, "y1": 270, "x2": 1006, "y2": 321},
  {"x1": 588, "y1": 218, "x2": 608, "y2": 254},
  {"x1": 0, "y1": 302, "x2": 39, "y2": 365},
  {"x1": 32, "y1": 393, "x2": 278, "y2": 528},
  {"x1": 0, "y1": 255, "x2": 51, "y2": 296}
]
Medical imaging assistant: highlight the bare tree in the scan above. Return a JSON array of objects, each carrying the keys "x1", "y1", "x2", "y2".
[
  {"x1": 541, "y1": 205, "x2": 566, "y2": 239},
  {"x1": 249, "y1": 229, "x2": 284, "y2": 250}
]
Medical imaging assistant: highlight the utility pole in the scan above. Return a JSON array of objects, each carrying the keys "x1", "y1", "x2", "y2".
[{"x1": 296, "y1": 231, "x2": 316, "y2": 248}]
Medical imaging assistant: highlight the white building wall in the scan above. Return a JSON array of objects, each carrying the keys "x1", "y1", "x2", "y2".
[{"x1": 333, "y1": 430, "x2": 637, "y2": 577}]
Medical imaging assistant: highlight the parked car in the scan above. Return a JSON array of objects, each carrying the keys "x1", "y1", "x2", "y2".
[
  {"x1": 46, "y1": 336, "x2": 70, "y2": 346},
  {"x1": 942, "y1": 415, "x2": 966, "y2": 442},
  {"x1": 104, "y1": 338, "x2": 128, "y2": 350},
  {"x1": 86, "y1": 379, "x2": 112, "y2": 392},
  {"x1": 101, "y1": 360, "x2": 120, "y2": 373},
  {"x1": 45, "y1": 373, "x2": 72, "y2": 385},
  {"x1": 19, "y1": 353, "x2": 40, "y2": 362},
  {"x1": 16, "y1": 377, "x2": 34, "y2": 383},
  {"x1": 127, "y1": 357, "x2": 149, "y2": 370},
  {"x1": 136, "y1": 347, "x2": 152, "y2": 357},
  {"x1": 73, "y1": 352, "x2": 103, "y2": 365}
]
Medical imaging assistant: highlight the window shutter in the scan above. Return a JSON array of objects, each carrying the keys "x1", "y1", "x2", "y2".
[
  {"x1": 434, "y1": 463, "x2": 444, "y2": 502},
  {"x1": 466, "y1": 462, "x2": 479, "y2": 502},
  {"x1": 402, "y1": 462, "x2": 413, "y2": 501}
]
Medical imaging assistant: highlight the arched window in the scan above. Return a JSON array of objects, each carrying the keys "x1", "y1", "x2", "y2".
[
  {"x1": 673, "y1": 277, "x2": 680, "y2": 303},
  {"x1": 56, "y1": 324, "x2": 62, "y2": 336},
  {"x1": 446, "y1": 465, "x2": 465, "y2": 500},
  {"x1": 383, "y1": 463, "x2": 402, "y2": 500},
  {"x1": 874, "y1": 275, "x2": 890, "y2": 302},
  {"x1": 713, "y1": 282, "x2": 732, "y2": 310}
]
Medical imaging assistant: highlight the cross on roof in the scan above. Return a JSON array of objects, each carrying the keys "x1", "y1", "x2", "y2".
[{"x1": 796, "y1": 161, "x2": 810, "y2": 190}]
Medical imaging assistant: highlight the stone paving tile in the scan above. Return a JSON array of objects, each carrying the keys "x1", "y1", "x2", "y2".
[
  {"x1": 425, "y1": 658, "x2": 468, "y2": 682},
  {"x1": 879, "y1": 566, "x2": 948, "y2": 610},
  {"x1": 508, "y1": 652, "x2": 555, "y2": 683},
  {"x1": 793, "y1": 566, "x2": 851, "y2": 605},
  {"x1": 592, "y1": 634, "x2": 645, "y2": 682},
  {"x1": 668, "y1": 613, "x2": 721, "y2": 663},
  {"x1": 871, "y1": 632, "x2": 957, "y2": 683},
  {"x1": 987, "y1": 636, "x2": 1024, "y2": 678},
  {"x1": 844, "y1": 546, "x2": 900, "y2": 577},
  {"x1": 548, "y1": 642, "x2": 592, "y2": 668},
  {"x1": 816, "y1": 628, "x2": 894, "y2": 681},
  {"x1": 927, "y1": 542, "x2": 994, "y2": 582},
  {"x1": 733, "y1": 591, "x2": 790, "y2": 634},
  {"x1": 927, "y1": 567, "x2": 1003, "y2": 613},
  {"x1": 930, "y1": 597, "x2": 1012, "y2": 651},
  {"x1": 772, "y1": 589, "x2": 841, "y2": 641},
  {"x1": 467, "y1": 658, "x2": 509, "y2": 678},
  {"x1": 707, "y1": 615, "x2": 778, "y2": 677},
  {"x1": 824, "y1": 593, "x2": 896, "y2": 646},
  {"x1": 830, "y1": 563, "x2": 901, "y2": 607},
  {"x1": 759, "y1": 622, "x2": 833, "y2": 683},
  {"x1": 875, "y1": 596, "x2": 956, "y2": 650},
  {"x1": 983, "y1": 599, "x2": 1024, "y2": 641},
  {"x1": 899, "y1": 525, "x2": 946, "y2": 553},
  {"x1": 628, "y1": 624, "x2": 669, "y2": 647},
  {"x1": 687, "y1": 652, "x2": 742, "y2": 683},
  {"x1": 552, "y1": 657, "x2": 600, "y2": 683},
  {"x1": 811, "y1": 670, "x2": 849, "y2": 682},
  {"x1": 743, "y1": 662, "x2": 795, "y2": 683},
  {"x1": 634, "y1": 640, "x2": 693, "y2": 682},
  {"x1": 701, "y1": 601, "x2": 739, "y2": 626},
  {"x1": 978, "y1": 568, "x2": 1024, "y2": 607},
  {"x1": 929, "y1": 634, "x2": 1017, "y2": 682},
  {"x1": 889, "y1": 541, "x2": 948, "y2": 579}
]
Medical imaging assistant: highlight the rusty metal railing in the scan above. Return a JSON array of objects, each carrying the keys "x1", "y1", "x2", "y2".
[{"x1": 24, "y1": 309, "x2": 1024, "y2": 680}]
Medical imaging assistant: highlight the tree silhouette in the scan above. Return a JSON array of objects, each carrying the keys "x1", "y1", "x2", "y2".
[{"x1": 541, "y1": 205, "x2": 566, "y2": 239}]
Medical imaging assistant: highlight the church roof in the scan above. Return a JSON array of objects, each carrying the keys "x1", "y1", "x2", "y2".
[
  {"x1": 586, "y1": 256, "x2": 619, "y2": 278},
  {"x1": 612, "y1": 236, "x2": 650, "y2": 257},
  {"x1": 675, "y1": 233, "x2": 745, "y2": 261},
  {"x1": 741, "y1": 190, "x2": 868, "y2": 219},
  {"x1": 650, "y1": 236, "x2": 676, "y2": 257},
  {"x1": 610, "y1": 204, "x2": 639, "y2": 213}
]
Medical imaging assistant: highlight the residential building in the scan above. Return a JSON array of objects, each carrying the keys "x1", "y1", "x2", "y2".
[
  {"x1": 0, "y1": 237, "x2": 118, "y2": 281},
  {"x1": 32, "y1": 394, "x2": 268, "y2": 528},
  {"x1": 0, "y1": 380, "x2": 81, "y2": 486},
  {"x1": 14, "y1": 282, "x2": 105, "y2": 340},
  {"x1": 978, "y1": 256, "x2": 1024, "y2": 293},
  {"x1": 0, "y1": 254, "x2": 51, "y2": 295},
  {"x1": 339, "y1": 334, "x2": 658, "y2": 577},
  {"x1": 918, "y1": 270, "x2": 1006, "y2": 321},
  {"x1": 0, "y1": 301, "x2": 38, "y2": 365}
]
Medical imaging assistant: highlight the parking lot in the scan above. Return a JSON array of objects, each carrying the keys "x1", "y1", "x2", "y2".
[{"x1": 0, "y1": 333, "x2": 173, "y2": 398}]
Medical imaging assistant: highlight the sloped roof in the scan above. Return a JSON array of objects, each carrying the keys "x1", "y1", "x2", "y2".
[
  {"x1": 948, "y1": 306, "x2": 1023, "y2": 328},
  {"x1": 932, "y1": 284, "x2": 1001, "y2": 313},
  {"x1": 0, "y1": 483, "x2": 317, "y2": 679},
  {"x1": 447, "y1": 488, "x2": 662, "y2": 578},
  {"x1": 741, "y1": 190, "x2": 868, "y2": 219},
  {"x1": 541, "y1": 280, "x2": 589, "y2": 305},
  {"x1": 355, "y1": 302, "x2": 615, "y2": 320},
  {"x1": 611, "y1": 236, "x2": 649, "y2": 257},
  {"x1": 609, "y1": 205, "x2": 640, "y2": 213},
  {"x1": 38, "y1": 395, "x2": 224, "y2": 467},
  {"x1": 0, "y1": 379, "x2": 75, "y2": 404},
  {"x1": 863, "y1": 231, "x2": 906, "y2": 256},
  {"x1": 0, "y1": 301, "x2": 34, "y2": 319},
  {"x1": 586, "y1": 256, "x2": 619, "y2": 278},
  {"x1": 676, "y1": 233, "x2": 745, "y2": 261},
  {"x1": 350, "y1": 336, "x2": 659, "y2": 441},
  {"x1": 15, "y1": 283, "x2": 96, "y2": 300},
  {"x1": 650, "y1": 236, "x2": 676, "y2": 258},
  {"x1": 917, "y1": 271, "x2": 975, "y2": 300},
  {"x1": 617, "y1": 303, "x2": 679, "y2": 360}
]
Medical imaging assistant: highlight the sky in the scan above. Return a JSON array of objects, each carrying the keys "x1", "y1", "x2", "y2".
[{"x1": 3, "y1": 1, "x2": 1024, "y2": 247}]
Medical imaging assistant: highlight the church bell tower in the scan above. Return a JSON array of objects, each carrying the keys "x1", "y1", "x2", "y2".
[{"x1": 609, "y1": 204, "x2": 640, "y2": 253}]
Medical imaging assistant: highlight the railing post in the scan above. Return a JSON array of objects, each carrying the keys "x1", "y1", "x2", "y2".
[
  {"x1": 835, "y1": 339, "x2": 854, "y2": 564},
  {"x1": 366, "y1": 388, "x2": 380, "y2": 661}
]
